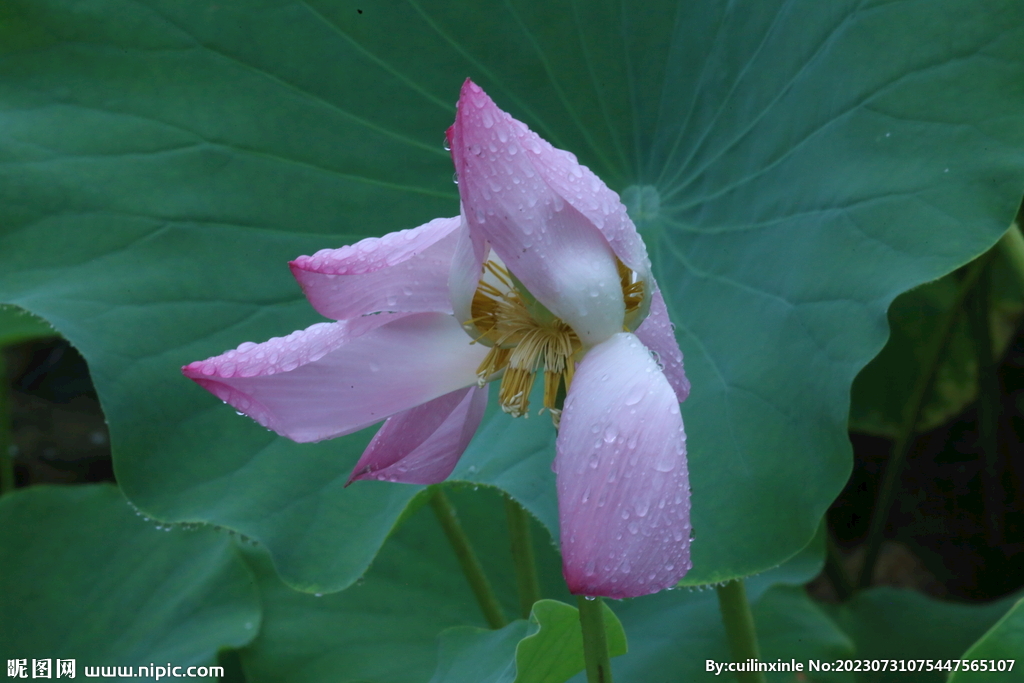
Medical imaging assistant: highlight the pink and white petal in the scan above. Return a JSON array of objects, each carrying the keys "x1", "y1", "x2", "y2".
[
  {"x1": 448, "y1": 210, "x2": 489, "y2": 329},
  {"x1": 182, "y1": 312, "x2": 488, "y2": 443},
  {"x1": 555, "y1": 333, "x2": 691, "y2": 599},
  {"x1": 289, "y1": 216, "x2": 461, "y2": 320},
  {"x1": 449, "y1": 81, "x2": 624, "y2": 346},
  {"x1": 347, "y1": 385, "x2": 488, "y2": 485},
  {"x1": 634, "y1": 288, "x2": 690, "y2": 402},
  {"x1": 503, "y1": 98, "x2": 653, "y2": 292}
]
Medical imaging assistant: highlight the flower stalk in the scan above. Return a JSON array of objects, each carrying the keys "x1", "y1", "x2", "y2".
[
  {"x1": 715, "y1": 580, "x2": 765, "y2": 683},
  {"x1": 0, "y1": 352, "x2": 12, "y2": 495},
  {"x1": 857, "y1": 249, "x2": 994, "y2": 587},
  {"x1": 504, "y1": 494, "x2": 541, "y2": 618},
  {"x1": 997, "y1": 223, "x2": 1024, "y2": 289},
  {"x1": 429, "y1": 488, "x2": 507, "y2": 629},
  {"x1": 577, "y1": 596, "x2": 613, "y2": 683}
]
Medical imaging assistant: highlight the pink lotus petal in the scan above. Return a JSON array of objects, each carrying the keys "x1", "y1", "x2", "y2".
[
  {"x1": 449, "y1": 80, "x2": 625, "y2": 345},
  {"x1": 448, "y1": 211, "x2": 489, "y2": 330},
  {"x1": 290, "y1": 216, "x2": 461, "y2": 320},
  {"x1": 634, "y1": 288, "x2": 690, "y2": 402},
  {"x1": 347, "y1": 385, "x2": 488, "y2": 485},
  {"x1": 555, "y1": 333, "x2": 692, "y2": 598},
  {"x1": 182, "y1": 312, "x2": 488, "y2": 443}
]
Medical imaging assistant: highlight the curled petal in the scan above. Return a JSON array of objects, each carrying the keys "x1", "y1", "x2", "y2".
[
  {"x1": 449, "y1": 80, "x2": 624, "y2": 345},
  {"x1": 290, "y1": 216, "x2": 461, "y2": 320},
  {"x1": 347, "y1": 385, "x2": 488, "y2": 485},
  {"x1": 556, "y1": 333, "x2": 692, "y2": 598},
  {"x1": 499, "y1": 93, "x2": 653, "y2": 322},
  {"x1": 448, "y1": 210, "x2": 489, "y2": 330},
  {"x1": 182, "y1": 312, "x2": 488, "y2": 443},
  {"x1": 634, "y1": 288, "x2": 690, "y2": 402}
]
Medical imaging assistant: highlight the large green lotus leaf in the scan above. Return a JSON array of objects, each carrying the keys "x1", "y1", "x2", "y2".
[
  {"x1": 949, "y1": 598, "x2": 1024, "y2": 683},
  {"x1": 238, "y1": 485, "x2": 571, "y2": 683},
  {"x1": 829, "y1": 588, "x2": 1019, "y2": 683},
  {"x1": 1, "y1": 0, "x2": 1023, "y2": 592},
  {"x1": 0, "y1": 485, "x2": 260, "y2": 678},
  {"x1": 430, "y1": 600, "x2": 627, "y2": 683},
  {"x1": 850, "y1": 246, "x2": 1024, "y2": 438}
]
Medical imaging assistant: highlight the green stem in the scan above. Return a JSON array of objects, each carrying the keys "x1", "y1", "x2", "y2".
[
  {"x1": 997, "y1": 223, "x2": 1024, "y2": 291},
  {"x1": 824, "y1": 531, "x2": 854, "y2": 601},
  {"x1": 429, "y1": 488, "x2": 507, "y2": 629},
  {"x1": 504, "y1": 494, "x2": 541, "y2": 618},
  {"x1": 577, "y1": 596, "x2": 613, "y2": 683},
  {"x1": 857, "y1": 251, "x2": 994, "y2": 588},
  {"x1": 0, "y1": 352, "x2": 14, "y2": 495},
  {"x1": 966, "y1": 265, "x2": 1003, "y2": 546},
  {"x1": 715, "y1": 580, "x2": 766, "y2": 683}
]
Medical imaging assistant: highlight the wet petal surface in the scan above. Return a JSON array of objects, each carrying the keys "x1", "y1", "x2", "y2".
[
  {"x1": 555, "y1": 333, "x2": 692, "y2": 598},
  {"x1": 183, "y1": 313, "x2": 487, "y2": 443},
  {"x1": 449, "y1": 80, "x2": 625, "y2": 345},
  {"x1": 348, "y1": 385, "x2": 488, "y2": 485},
  {"x1": 634, "y1": 288, "x2": 691, "y2": 402},
  {"x1": 290, "y1": 216, "x2": 461, "y2": 320}
]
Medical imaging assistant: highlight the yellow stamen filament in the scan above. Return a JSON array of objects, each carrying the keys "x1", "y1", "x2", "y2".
[
  {"x1": 618, "y1": 259, "x2": 645, "y2": 328},
  {"x1": 467, "y1": 258, "x2": 644, "y2": 421}
]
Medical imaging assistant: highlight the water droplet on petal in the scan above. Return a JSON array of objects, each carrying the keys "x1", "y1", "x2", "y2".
[
  {"x1": 603, "y1": 426, "x2": 617, "y2": 443},
  {"x1": 624, "y1": 384, "x2": 646, "y2": 406}
]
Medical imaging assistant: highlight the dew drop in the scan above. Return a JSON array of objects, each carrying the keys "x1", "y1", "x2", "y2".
[
  {"x1": 623, "y1": 384, "x2": 645, "y2": 406},
  {"x1": 653, "y1": 454, "x2": 676, "y2": 473}
]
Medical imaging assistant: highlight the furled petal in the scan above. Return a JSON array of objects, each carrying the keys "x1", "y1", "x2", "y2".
[
  {"x1": 555, "y1": 333, "x2": 691, "y2": 598},
  {"x1": 347, "y1": 385, "x2": 488, "y2": 485},
  {"x1": 290, "y1": 216, "x2": 461, "y2": 320},
  {"x1": 497, "y1": 92, "x2": 654, "y2": 324},
  {"x1": 634, "y1": 288, "x2": 691, "y2": 402},
  {"x1": 448, "y1": 209, "x2": 489, "y2": 330},
  {"x1": 182, "y1": 312, "x2": 488, "y2": 443},
  {"x1": 448, "y1": 80, "x2": 624, "y2": 346}
]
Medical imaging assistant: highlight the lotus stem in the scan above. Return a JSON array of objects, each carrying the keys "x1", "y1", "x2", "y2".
[
  {"x1": 715, "y1": 579, "x2": 765, "y2": 683},
  {"x1": 997, "y1": 223, "x2": 1024, "y2": 290},
  {"x1": 504, "y1": 494, "x2": 541, "y2": 618},
  {"x1": 857, "y1": 250, "x2": 994, "y2": 587},
  {"x1": 0, "y1": 352, "x2": 13, "y2": 495},
  {"x1": 577, "y1": 595, "x2": 613, "y2": 683},
  {"x1": 966, "y1": 265, "x2": 1003, "y2": 546},
  {"x1": 824, "y1": 531, "x2": 854, "y2": 601},
  {"x1": 429, "y1": 488, "x2": 507, "y2": 629}
]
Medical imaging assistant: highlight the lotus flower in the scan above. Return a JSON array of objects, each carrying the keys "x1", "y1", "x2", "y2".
[{"x1": 183, "y1": 79, "x2": 692, "y2": 598}]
